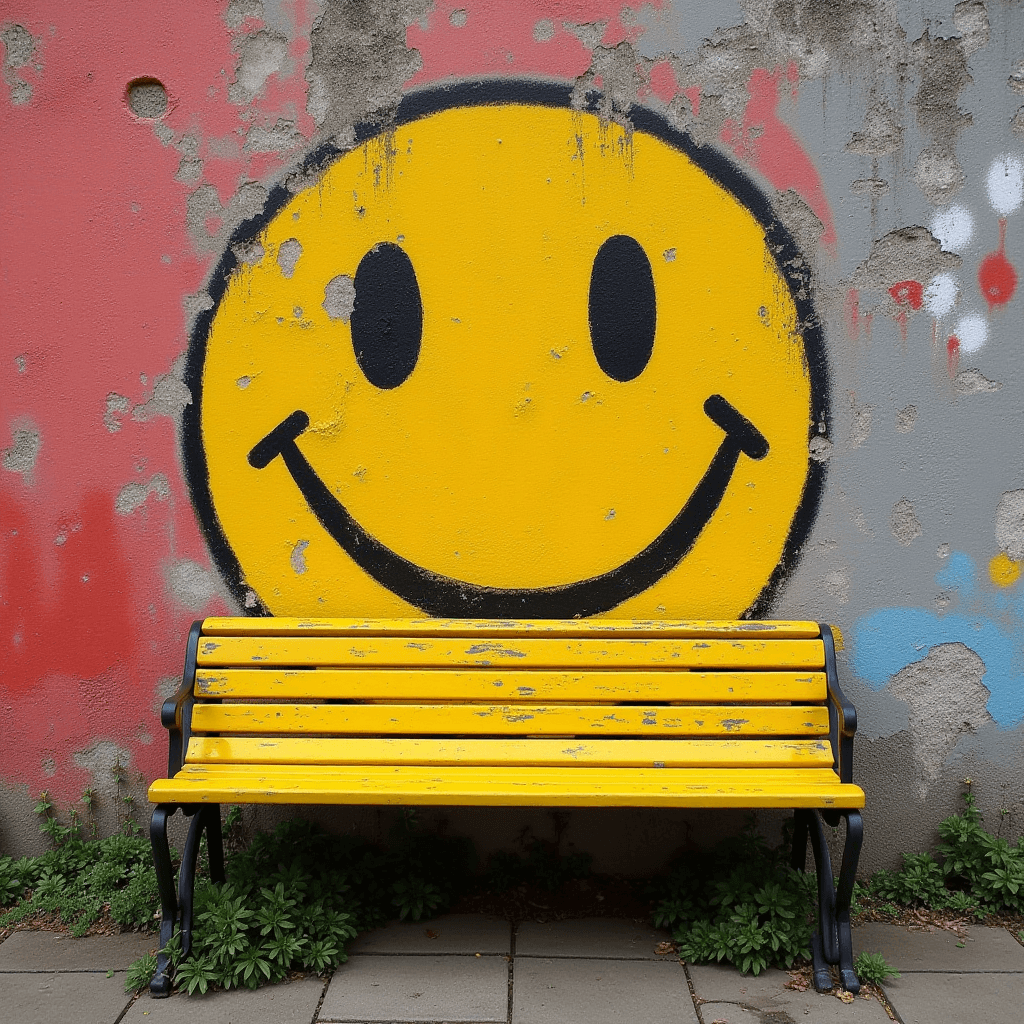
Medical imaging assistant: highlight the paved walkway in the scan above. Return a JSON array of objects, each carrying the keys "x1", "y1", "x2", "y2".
[{"x1": 2, "y1": 916, "x2": 1022, "y2": 1023}]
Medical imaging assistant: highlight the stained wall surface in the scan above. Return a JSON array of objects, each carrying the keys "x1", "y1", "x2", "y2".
[{"x1": 3, "y1": 0, "x2": 1024, "y2": 870}]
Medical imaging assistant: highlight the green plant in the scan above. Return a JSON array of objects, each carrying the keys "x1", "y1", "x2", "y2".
[
  {"x1": 0, "y1": 794, "x2": 160, "y2": 935},
  {"x1": 125, "y1": 952, "x2": 158, "y2": 993},
  {"x1": 854, "y1": 951, "x2": 900, "y2": 985},
  {"x1": 150, "y1": 814, "x2": 475, "y2": 993},
  {"x1": 391, "y1": 877, "x2": 443, "y2": 921},
  {"x1": 937, "y1": 784, "x2": 1024, "y2": 914},
  {"x1": 870, "y1": 852, "x2": 947, "y2": 906},
  {"x1": 650, "y1": 826, "x2": 816, "y2": 976}
]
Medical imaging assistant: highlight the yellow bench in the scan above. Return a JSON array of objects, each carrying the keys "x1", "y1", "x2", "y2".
[{"x1": 148, "y1": 617, "x2": 864, "y2": 994}]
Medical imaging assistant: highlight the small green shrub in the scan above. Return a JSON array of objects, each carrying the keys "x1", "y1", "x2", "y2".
[
  {"x1": 938, "y1": 789, "x2": 1024, "y2": 913},
  {"x1": 854, "y1": 951, "x2": 900, "y2": 985},
  {"x1": 156, "y1": 813, "x2": 476, "y2": 992},
  {"x1": 125, "y1": 952, "x2": 158, "y2": 993},
  {"x1": 0, "y1": 799, "x2": 157, "y2": 937},
  {"x1": 870, "y1": 853, "x2": 946, "y2": 906},
  {"x1": 651, "y1": 827, "x2": 817, "y2": 976}
]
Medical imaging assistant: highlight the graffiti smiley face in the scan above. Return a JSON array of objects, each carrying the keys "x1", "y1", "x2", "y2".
[{"x1": 185, "y1": 84, "x2": 827, "y2": 619}]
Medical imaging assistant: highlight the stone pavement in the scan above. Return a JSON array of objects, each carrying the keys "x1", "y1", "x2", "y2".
[{"x1": 1, "y1": 916, "x2": 1022, "y2": 1023}]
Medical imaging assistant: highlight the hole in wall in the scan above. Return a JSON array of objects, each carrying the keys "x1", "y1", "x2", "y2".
[{"x1": 126, "y1": 77, "x2": 168, "y2": 118}]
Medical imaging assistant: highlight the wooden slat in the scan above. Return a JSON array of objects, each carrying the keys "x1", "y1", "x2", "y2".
[
  {"x1": 195, "y1": 668, "x2": 827, "y2": 702},
  {"x1": 150, "y1": 765, "x2": 864, "y2": 809},
  {"x1": 196, "y1": 636, "x2": 825, "y2": 670},
  {"x1": 185, "y1": 736, "x2": 835, "y2": 768},
  {"x1": 202, "y1": 617, "x2": 822, "y2": 639},
  {"x1": 190, "y1": 703, "x2": 829, "y2": 736}
]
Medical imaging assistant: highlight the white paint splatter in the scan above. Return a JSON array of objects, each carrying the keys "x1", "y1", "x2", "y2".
[
  {"x1": 924, "y1": 273, "x2": 958, "y2": 320},
  {"x1": 986, "y1": 155, "x2": 1024, "y2": 217},
  {"x1": 930, "y1": 205, "x2": 974, "y2": 251},
  {"x1": 953, "y1": 313, "x2": 988, "y2": 354}
]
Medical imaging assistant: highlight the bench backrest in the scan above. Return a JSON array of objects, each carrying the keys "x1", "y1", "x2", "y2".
[{"x1": 170, "y1": 618, "x2": 841, "y2": 775}]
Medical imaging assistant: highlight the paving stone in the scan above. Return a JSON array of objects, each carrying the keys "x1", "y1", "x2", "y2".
[
  {"x1": 0, "y1": 928, "x2": 157, "y2": 971},
  {"x1": 688, "y1": 964, "x2": 891, "y2": 1022},
  {"x1": 515, "y1": 917, "x2": 672, "y2": 959},
  {"x1": 512, "y1": 957, "x2": 696, "y2": 1024},
  {"x1": 884, "y1": 971, "x2": 1024, "y2": 1024},
  {"x1": 319, "y1": 953, "x2": 508, "y2": 1022},
  {"x1": 123, "y1": 976, "x2": 325, "y2": 1023},
  {"x1": 349, "y1": 913, "x2": 511, "y2": 954},
  {"x1": 853, "y1": 922, "x2": 1024, "y2": 972},
  {"x1": 3, "y1": 970, "x2": 133, "y2": 1023}
]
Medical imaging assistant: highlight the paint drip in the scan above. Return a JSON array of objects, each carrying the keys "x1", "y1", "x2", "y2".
[
  {"x1": 889, "y1": 279, "x2": 923, "y2": 340},
  {"x1": 946, "y1": 335, "x2": 960, "y2": 378}
]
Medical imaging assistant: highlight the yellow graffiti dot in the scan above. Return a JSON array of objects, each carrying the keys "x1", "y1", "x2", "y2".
[{"x1": 989, "y1": 552, "x2": 1021, "y2": 588}]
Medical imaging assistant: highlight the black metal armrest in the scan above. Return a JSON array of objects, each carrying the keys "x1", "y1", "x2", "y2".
[
  {"x1": 161, "y1": 620, "x2": 203, "y2": 777},
  {"x1": 819, "y1": 623, "x2": 857, "y2": 784}
]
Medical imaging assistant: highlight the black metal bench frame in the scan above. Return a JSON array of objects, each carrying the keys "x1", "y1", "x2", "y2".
[{"x1": 149, "y1": 622, "x2": 862, "y2": 996}]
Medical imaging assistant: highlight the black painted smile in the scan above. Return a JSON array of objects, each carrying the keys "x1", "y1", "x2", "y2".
[{"x1": 247, "y1": 394, "x2": 768, "y2": 618}]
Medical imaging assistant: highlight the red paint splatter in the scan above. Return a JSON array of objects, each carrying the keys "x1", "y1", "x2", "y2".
[
  {"x1": 979, "y1": 220, "x2": 1017, "y2": 309},
  {"x1": 683, "y1": 85, "x2": 701, "y2": 117},
  {"x1": 889, "y1": 280, "x2": 923, "y2": 340},
  {"x1": 889, "y1": 280, "x2": 923, "y2": 310},
  {"x1": 846, "y1": 287, "x2": 861, "y2": 341},
  {"x1": 979, "y1": 251, "x2": 1016, "y2": 308},
  {"x1": 721, "y1": 68, "x2": 837, "y2": 254},
  {"x1": 786, "y1": 60, "x2": 800, "y2": 103},
  {"x1": 947, "y1": 336, "x2": 961, "y2": 377},
  {"x1": 648, "y1": 61, "x2": 678, "y2": 103}
]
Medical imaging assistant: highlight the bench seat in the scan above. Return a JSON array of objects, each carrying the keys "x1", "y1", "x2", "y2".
[
  {"x1": 148, "y1": 616, "x2": 864, "y2": 996},
  {"x1": 151, "y1": 763, "x2": 863, "y2": 807}
]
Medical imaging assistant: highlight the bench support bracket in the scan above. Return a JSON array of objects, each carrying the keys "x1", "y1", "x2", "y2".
[
  {"x1": 149, "y1": 802, "x2": 225, "y2": 997},
  {"x1": 792, "y1": 808, "x2": 863, "y2": 994}
]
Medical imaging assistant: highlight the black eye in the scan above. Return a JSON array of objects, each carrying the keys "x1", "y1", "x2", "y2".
[
  {"x1": 350, "y1": 242, "x2": 422, "y2": 389},
  {"x1": 588, "y1": 234, "x2": 656, "y2": 382}
]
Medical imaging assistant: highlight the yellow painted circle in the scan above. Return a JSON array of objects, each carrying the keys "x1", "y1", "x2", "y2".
[
  {"x1": 193, "y1": 101, "x2": 819, "y2": 618},
  {"x1": 989, "y1": 552, "x2": 1021, "y2": 588}
]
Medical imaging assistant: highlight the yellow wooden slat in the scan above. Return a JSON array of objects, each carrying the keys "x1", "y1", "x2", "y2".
[
  {"x1": 196, "y1": 636, "x2": 825, "y2": 670},
  {"x1": 202, "y1": 617, "x2": 822, "y2": 639},
  {"x1": 150, "y1": 765, "x2": 864, "y2": 809},
  {"x1": 185, "y1": 736, "x2": 835, "y2": 768},
  {"x1": 190, "y1": 703, "x2": 829, "y2": 736},
  {"x1": 195, "y1": 668, "x2": 827, "y2": 702}
]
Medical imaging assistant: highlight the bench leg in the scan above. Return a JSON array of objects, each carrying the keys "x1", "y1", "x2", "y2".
[
  {"x1": 150, "y1": 804, "x2": 178, "y2": 997},
  {"x1": 835, "y1": 811, "x2": 863, "y2": 994},
  {"x1": 799, "y1": 809, "x2": 863, "y2": 995},
  {"x1": 177, "y1": 804, "x2": 221, "y2": 961}
]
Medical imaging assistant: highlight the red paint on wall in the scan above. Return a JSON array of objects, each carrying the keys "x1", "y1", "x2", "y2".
[
  {"x1": 683, "y1": 85, "x2": 701, "y2": 117},
  {"x1": 889, "y1": 281, "x2": 923, "y2": 311},
  {"x1": 845, "y1": 288, "x2": 860, "y2": 341},
  {"x1": 1, "y1": 1, "x2": 313, "y2": 804},
  {"x1": 979, "y1": 220, "x2": 1017, "y2": 309},
  {"x1": 947, "y1": 335, "x2": 961, "y2": 377},
  {"x1": 978, "y1": 251, "x2": 1016, "y2": 308},
  {"x1": 721, "y1": 67, "x2": 837, "y2": 254},
  {"x1": 889, "y1": 280, "x2": 923, "y2": 341},
  {"x1": 647, "y1": 61, "x2": 678, "y2": 103}
]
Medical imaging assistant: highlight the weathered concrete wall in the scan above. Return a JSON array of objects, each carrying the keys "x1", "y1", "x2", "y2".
[{"x1": 3, "y1": 0, "x2": 1024, "y2": 872}]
